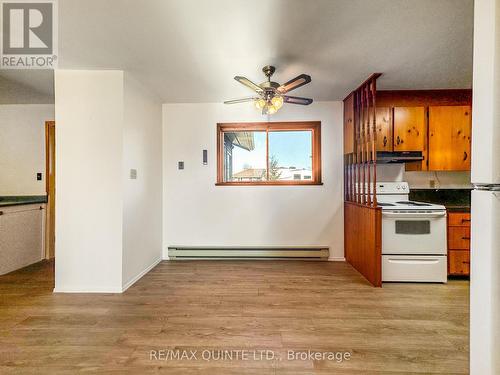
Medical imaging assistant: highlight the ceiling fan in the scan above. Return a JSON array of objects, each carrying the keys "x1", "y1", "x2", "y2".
[{"x1": 224, "y1": 65, "x2": 313, "y2": 115}]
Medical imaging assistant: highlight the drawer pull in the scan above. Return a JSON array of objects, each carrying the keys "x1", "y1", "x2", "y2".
[
  {"x1": 462, "y1": 236, "x2": 471, "y2": 240},
  {"x1": 0, "y1": 211, "x2": 3, "y2": 215},
  {"x1": 462, "y1": 261, "x2": 470, "y2": 265},
  {"x1": 461, "y1": 218, "x2": 471, "y2": 223}
]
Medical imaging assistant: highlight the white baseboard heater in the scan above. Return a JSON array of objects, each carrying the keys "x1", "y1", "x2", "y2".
[{"x1": 168, "y1": 246, "x2": 329, "y2": 260}]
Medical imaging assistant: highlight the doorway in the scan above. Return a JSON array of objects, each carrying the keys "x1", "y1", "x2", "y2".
[{"x1": 45, "y1": 121, "x2": 55, "y2": 259}]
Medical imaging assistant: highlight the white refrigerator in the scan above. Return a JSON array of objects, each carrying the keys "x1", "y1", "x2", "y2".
[{"x1": 470, "y1": 1, "x2": 500, "y2": 374}]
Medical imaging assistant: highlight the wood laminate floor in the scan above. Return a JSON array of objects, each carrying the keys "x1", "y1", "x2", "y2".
[{"x1": 0, "y1": 260, "x2": 469, "y2": 374}]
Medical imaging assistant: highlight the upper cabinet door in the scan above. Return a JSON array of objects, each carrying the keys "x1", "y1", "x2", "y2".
[
  {"x1": 343, "y1": 93, "x2": 355, "y2": 154},
  {"x1": 393, "y1": 107, "x2": 427, "y2": 169},
  {"x1": 429, "y1": 106, "x2": 471, "y2": 171},
  {"x1": 375, "y1": 107, "x2": 392, "y2": 151}
]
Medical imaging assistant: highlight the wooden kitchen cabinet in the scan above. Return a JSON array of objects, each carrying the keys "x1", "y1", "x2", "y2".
[
  {"x1": 447, "y1": 212, "x2": 471, "y2": 226},
  {"x1": 448, "y1": 227, "x2": 470, "y2": 249},
  {"x1": 375, "y1": 107, "x2": 392, "y2": 151},
  {"x1": 393, "y1": 107, "x2": 427, "y2": 169},
  {"x1": 344, "y1": 93, "x2": 355, "y2": 154},
  {"x1": 447, "y1": 212, "x2": 471, "y2": 276},
  {"x1": 448, "y1": 250, "x2": 470, "y2": 276},
  {"x1": 428, "y1": 106, "x2": 471, "y2": 171}
]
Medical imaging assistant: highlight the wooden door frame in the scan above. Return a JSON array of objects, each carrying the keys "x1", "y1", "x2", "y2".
[{"x1": 45, "y1": 121, "x2": 55, "y2": 259}]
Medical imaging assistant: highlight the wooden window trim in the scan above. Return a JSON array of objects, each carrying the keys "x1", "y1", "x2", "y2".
[{"x1": 216, "y1": 121, "x2": 322, "y2": 186}]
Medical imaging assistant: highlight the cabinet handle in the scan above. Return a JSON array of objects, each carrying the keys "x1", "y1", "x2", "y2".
[
  {"x1": 463, "y1": 151, "x2": 468, "y2": 161},
  {"x1": 462, "y1": 236, "x2": 471, "y2": 240},
  {"x1": 0, "y1": 211, "x2": 3, "y2": 215},
  {"x1": 396, "y1": 136, "x2": 400, "y2": 145},
  {"x1": 462, "y1": 261, "x2": 470, "y2": 265},
  {"x1": 461, "y1": 218, "x2": 471, "y2": 223},
  {"x1": 383, "y1": 136, "x2": 387, "y2": 147}
]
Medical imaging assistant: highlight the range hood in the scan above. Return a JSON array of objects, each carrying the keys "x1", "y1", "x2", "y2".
[{"x1": 376, "y1": 151, "x2": 423, "y2": 164}]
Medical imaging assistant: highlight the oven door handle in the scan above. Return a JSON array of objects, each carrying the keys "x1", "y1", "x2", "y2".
[{"x1": 382, "y1": 211, "x2": 447, "y2": 218}]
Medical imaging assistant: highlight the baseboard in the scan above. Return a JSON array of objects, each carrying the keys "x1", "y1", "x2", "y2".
[
  {"x1": 53, "y1": 258, "x2": 162, "y2": 294},
  {"x1": 53, "y1": 286, "x2": 123, "y2": 293},
  {"x1": 162, "y1": 248, "x2": 169, "y2": 260},
  {"x1": 122, "y1": 257, "x2": 162, "y2": 292},
  {"x1": 328, "y1": 257, "x2": 346, "y2": 261}
]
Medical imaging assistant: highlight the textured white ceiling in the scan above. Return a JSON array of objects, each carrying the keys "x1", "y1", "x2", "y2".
[{"x1": 0, "y1": 0, "x2": 473, "y2": 103}]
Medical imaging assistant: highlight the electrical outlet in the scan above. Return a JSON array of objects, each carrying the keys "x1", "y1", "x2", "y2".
[
  {"x1": 36, "y1": 173, "x2": 42, "y2": 181},
  {"x1": 130, "y1": 169, "x2": 137, "y2": 179},
  {"x1": 178, "y1": 161, "x2": 184, "y2": 170},
  {"x1": 429, "y1": 179, "x2": 436, "y2": 188}
]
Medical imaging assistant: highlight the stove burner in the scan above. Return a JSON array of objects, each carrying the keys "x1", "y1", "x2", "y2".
[
  {"x1": 377, "y1": 202, "x2": 396, "y2": 206},
  {"x1": 396, "y1": 201, "x2": 432, "y2": 206}
]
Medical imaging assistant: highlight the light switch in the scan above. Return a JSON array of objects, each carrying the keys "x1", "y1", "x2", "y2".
[
  {"x1": 130, "y1": 169, "x2": 137, "y2": 179},
  {"x1": 178, "y1": 161, "x2": 184, "y2": 170},
  {"x1": 203, "y1": 150, "x2": 208, "y2": 165},
  {"x1": 36, "y1": 173, "x2": 42, "y2": 181}
]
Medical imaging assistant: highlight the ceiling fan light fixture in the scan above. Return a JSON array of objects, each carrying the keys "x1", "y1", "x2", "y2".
[
  {"x1": 265, "y1": 104, "x2": 278, "y2": 115},
  {"x1": 255, "y1": 98, "x2": 266, "y2": 109},
  {"x1": 226, "y1": 66, "x2": 312, "y2": 115},
  {"x1": 271, "y1": 95, "x2": 284, "y2": 110}
]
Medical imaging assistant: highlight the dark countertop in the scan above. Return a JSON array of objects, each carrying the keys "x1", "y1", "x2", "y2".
[
  {"x1": 409, "y1": 189, "x2": 471, "y2": 213},
  {"x1": 445, "y1": 205, "x2": 471, "y2": 213},
  {"x1": 0, "y1": 196, "x2": 47, "y2": 207}
]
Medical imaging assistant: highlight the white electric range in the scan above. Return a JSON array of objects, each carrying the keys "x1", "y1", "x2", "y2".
[{"x1": 375, "y1": 182, "x2": 447, "y2": 283}]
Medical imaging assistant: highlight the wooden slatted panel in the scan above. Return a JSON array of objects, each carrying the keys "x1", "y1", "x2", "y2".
[
  {"x1": 343, "y1": 74, "x2": 382, "y2": 287},
  {"x1": 343, "y1": 74, "x2": 380, "y2": 207}
]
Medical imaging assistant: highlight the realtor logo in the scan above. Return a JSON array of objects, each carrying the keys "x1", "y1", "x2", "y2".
[{"x1": 1, "y1": 0, "x2": 57, "y2": 68}]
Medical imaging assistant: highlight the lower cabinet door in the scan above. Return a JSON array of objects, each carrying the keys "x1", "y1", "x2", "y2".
[
  {"x1": 382, "y1": 255, "x2": 447, "y2": 283},
  {"x1": 448, "y1": 250, "x2": 470, "y2": 276},
  {"x1": 448, "y1": 227, "x2": 471, "y2": 249}
]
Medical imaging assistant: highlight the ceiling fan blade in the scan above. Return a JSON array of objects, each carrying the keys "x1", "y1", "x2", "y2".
[
  {"x1": 283, "y1": 95, "x2": 313, "y2": 105},
  {"x1": 224, "y1": 97, "x2": 259, "y2": 104},
  {"x1": 234, "y1": 76, "x2": 264, "y2": 94},
  {"x1": 278, "y1": 74, "x2": 311, "y2": 94}
]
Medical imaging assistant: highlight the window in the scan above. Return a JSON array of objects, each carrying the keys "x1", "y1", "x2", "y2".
[{"x1": 216, "y1": 122, "x2": 322, "y2": 185}]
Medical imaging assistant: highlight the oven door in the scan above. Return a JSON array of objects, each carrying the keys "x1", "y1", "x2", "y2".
[{"x1": 382, "y1": 210, "x2": 447, "y2": 255}]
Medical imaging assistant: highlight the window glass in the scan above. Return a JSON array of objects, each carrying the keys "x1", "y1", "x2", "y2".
[
  {"x1": 223, "y1": 131, "x2": 267, "y2": 182},
  {"x1": 268, "y1": 130, "x2": 312, "y2": 182}
]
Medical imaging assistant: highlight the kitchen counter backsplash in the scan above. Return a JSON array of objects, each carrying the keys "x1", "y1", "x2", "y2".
[{"x1": 409, "y1": 189, "x2": 471, "y2": 212}]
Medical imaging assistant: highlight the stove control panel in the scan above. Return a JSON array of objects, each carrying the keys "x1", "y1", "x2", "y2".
[{"x1": 376, "y1": 182, "x2": 409, "y2": 194}]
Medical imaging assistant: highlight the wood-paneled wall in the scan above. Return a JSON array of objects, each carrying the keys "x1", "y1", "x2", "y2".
[{"x1": 344, "y1": 202, "x2": 382, "y2": 287}]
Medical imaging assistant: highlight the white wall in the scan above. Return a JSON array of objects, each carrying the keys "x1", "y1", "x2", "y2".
[
  {"x1": 405, "y1": 171, "x2": 471, "y2": 189},
  {"x1": 0, "y1": 105, "x2": 54, "y2": 195},
  {"x1": 54, "y1": 70, "x2": 163, "y2": 293},
  {"x1": 122, "y1": 73, "x2": 163, "y2": 288},
  {"x1": 376, "y1": 164, "x2": 471, "y2": 189},
  {"x1": 162, "y1": 102, "x2": 344, "y2": 260},
  {"x1": 54, "y1": 70, "x2": 124, "y2": 292}
]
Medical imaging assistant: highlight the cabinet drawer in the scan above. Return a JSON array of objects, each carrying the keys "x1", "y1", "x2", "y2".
[
  {"x1": 448, "y1": 250, "x2": 470, "y2": 276},
  {"x1": 448, "y1": 227, "x2": 470, "y2": 250},
  {"x1": 448, "y1": 212, "x2": 471, "y2": 227}
]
